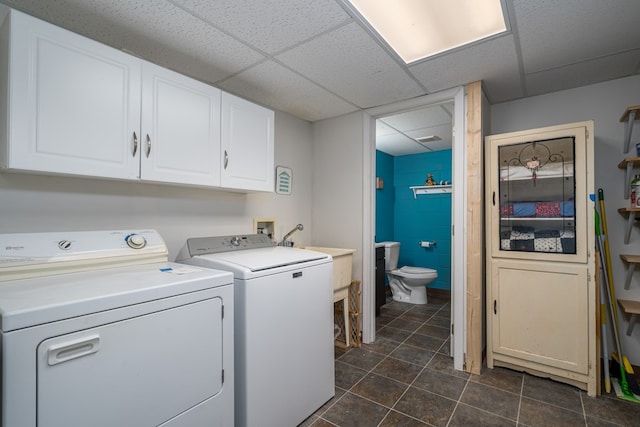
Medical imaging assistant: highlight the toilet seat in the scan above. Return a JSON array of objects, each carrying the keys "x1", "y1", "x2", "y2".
[{"x1": 391, "y1": 266, "x2": 437, "y2": 278}]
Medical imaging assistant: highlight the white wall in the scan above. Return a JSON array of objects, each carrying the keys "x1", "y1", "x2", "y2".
[
  {"x1": 491, "y1": 74, "x2": 640, "y2": 365},
  {"x1": 311, "y1": 111, "x2": 366, "y2": 282},
  {"x1": 0, "y1": 111, "x2": 314, "y2": 259}
]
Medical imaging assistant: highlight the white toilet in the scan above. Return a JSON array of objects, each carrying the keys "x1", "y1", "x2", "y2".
[{"x1": 382, "y1": 241, "x2": 437, "y2": 305}]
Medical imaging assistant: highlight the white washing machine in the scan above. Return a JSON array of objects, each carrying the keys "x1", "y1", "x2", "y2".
[
  {"x1": 177, "y1": 234, "x2": 335, "y2": 427},
  {"x1": 0, "y1": 229, "x2": 234, "y2": 427}
]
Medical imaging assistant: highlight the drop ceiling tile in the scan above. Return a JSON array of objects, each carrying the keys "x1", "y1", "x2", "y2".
[
  {"x1": 376, "y1": 120, "x2": 398, "y2": 137},
  {"x1": 409, "y1": 34, "x2": 522, "y2": 103},
  {"x1": 4, "y1": 0, "x2": 264, "y2": 82},
  {"x1": 514, "y1": 0, "x2": 640, "y2": 73},
  {"x1": 172, "y1": 0, "x2": 351, "y2": 54},
  {"x1": 424, "y1": 140, "x2": 452, "y2": 152},
  {"x1": 377, "y1": 134, "x2": 429, "y2": 157},
  {"x1": 276, "y1": 22, "x2": 426, "y2": 109},
  {"x1": 405, "y1": 124, "x2": 452, "y2": 143},
  {"x1": 525, "y1": 48, "x2": 640, "y2": 97},
  {"x1": 218, "y1": 60, "x2": 359, "y2": 122},
  {"x1": 381, "y1": 105, "x2": 452, "y2": 132}
]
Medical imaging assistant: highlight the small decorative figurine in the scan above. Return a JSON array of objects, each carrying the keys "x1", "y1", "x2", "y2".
[{"x1": 425, "y1": 173, "x2": 436, "y2": 186}]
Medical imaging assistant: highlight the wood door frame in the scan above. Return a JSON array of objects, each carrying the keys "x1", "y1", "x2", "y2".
[{"x1": 364, "y1": 83, "x2": 484, "y2": 373}]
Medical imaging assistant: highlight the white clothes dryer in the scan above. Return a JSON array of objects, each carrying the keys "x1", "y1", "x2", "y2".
[
  {"x1": 177, "y1": 234, "x2": 335, "y2": 427},
  {"x1": 0, "y1": 230, "x2": 234, "y2": 427}
]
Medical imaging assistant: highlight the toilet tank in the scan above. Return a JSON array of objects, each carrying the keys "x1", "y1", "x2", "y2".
[{"x1": 382, "y1": 242, "x2": 400, "y2": 271}]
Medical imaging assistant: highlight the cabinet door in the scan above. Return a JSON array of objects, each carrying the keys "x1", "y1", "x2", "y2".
[
  {"x1": 486, "y1": 122, "x2": 593, "y2": 263},
  {"x1": 140, "y1": 62, "x2": 221, "y2": 187},
  {"x1": 489, "y1": 259, "x2": 589, "y2": 374},
  {"x1": 220, "y1": 92, "x2": 274, "y2": 192},
  {"x1": 3, "y1": 10, "x2": 141, "y2": 180}
]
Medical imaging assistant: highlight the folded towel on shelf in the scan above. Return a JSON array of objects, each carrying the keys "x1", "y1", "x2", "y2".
[
  {"x1": 534, "y1": 237, "x2": 561, "y2": 252},
  {"x1": 535, "y1": 201, "x2": 561, "y2": 217},
  {"x1": 560, "y1": 201, "x2": 574, "y2": 217},
  {"x1": 561, "y1": 237, "x2": 576, "y2": 254},
  {"x1": 511, "y1": 239, "x2": 534, "y2": 251},
  {"x1": 534, "y1": 229, "x2": 560, "y2": 238},
  {"x1": 513, "y1": 202, "x2": 536, "y2": 217}
]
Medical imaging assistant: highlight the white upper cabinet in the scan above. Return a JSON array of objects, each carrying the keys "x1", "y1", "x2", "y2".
[
  {"x1": 221, "y1": 92, "x2": 274, "y2": 192},
  {"x1": 1, "y1": 9, "x2": 141, "y2": 180},
  {"x1": 1, "y1": 9, "x2": 274, "y2": 192},
  {"x1": 140, "y1": 62, "x2": 221, "y2": 187}
]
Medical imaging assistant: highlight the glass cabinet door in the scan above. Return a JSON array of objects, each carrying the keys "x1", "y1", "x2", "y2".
[
  {"x1": 486, "y1": 122, "x2": 591, "y2": 263},
  {"x1": 498, "y1": 137, "x2": 575, "y2": 254}
]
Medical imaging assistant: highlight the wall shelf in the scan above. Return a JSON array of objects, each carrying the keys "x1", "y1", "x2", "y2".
[
  {"x1": 410, "y1": 184, "x2": 452, "y2": 198},
  {"x1": 617, "y1": 299, "x2": 640, "y2": 335},
  {"x1": 620, "y1": 105, "x2": 640, "y2": 153},
  {"x1": 620, "y1": 254, "x2": 640, "y2": 290},
  {"x1": 618, "y1": 207, "x2": 640, "y2": 244},
  {"x1": 617, "y1": 157, "x2": 640, "y2": 199}
]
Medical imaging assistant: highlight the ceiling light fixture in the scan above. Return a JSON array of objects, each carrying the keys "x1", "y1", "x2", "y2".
[{"x1": 346, "y1": 0, "x2": 507, "y2": 64}]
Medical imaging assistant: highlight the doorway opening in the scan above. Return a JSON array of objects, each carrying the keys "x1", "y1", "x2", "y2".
[{"x1": 364, "y1": 87, "x2": 466, "y2": 371}]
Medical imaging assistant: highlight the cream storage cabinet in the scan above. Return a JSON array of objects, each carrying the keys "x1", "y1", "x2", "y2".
[{"x1": 485, "y1": 121, "x2": 596, "y2": 396}]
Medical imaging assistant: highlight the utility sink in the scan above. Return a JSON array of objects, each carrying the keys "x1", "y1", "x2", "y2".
[{"x1": 300, "y1": 246, "x2": 355, "y2": 292}]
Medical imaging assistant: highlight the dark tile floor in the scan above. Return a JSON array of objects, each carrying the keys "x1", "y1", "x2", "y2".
[{"x1": 300, "y1": 294, "x2": 640, "y2": 426}]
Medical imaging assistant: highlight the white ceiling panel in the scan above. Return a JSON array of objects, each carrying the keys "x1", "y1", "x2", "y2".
[
  {"x1": 525, "y1": 48, "x2": 640, "y2": 97},
  {"x1": 218, "y1": 60, "x2": 359, "y2": 122},
  {"x1": 381, "y1": 105, "x2": 452, "y2": 132},
  {"x1": 405, "y1": 124, "x2": 452, "y2": 144},
  {"x1": 276, "y1": 22, "x2": 426, "y2": 108},
  {"x1": 2, "y1": 0, "x2": 263, "y2": 83},
  {"x1": 376, "y1": 104, "x2": 453, "y2": 156},
  {"x1": 409, "y1": 34, "x2": 523, "y2": 103},
  {"x1": 376, "y1": 133, "x2": 430, "y2": 157},
  {"x1": 172, "y1": 0, "x2": 351, "y2": 55},
  {"x1": 514, "y1": 0, "x2": 640, "y2": 73}
]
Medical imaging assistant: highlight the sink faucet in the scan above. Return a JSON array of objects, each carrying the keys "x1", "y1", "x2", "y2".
[{"x1": 280, "y1": 224, "x2": 303, "y2": 246}]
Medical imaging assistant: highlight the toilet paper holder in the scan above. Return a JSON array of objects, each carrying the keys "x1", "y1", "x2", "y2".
[{"x1": 419, "y1": 241, "x2": 436, "y2": 248}]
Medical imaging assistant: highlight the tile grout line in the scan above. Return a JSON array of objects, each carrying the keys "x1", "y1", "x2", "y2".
[
  {"x1": 516, "y1": 373, "x2": 524, "y2": 425},
  {"x1": 375, "y1": 301, "x2": 460, "y2": 424},
  {"x1": 323, "y1": 298, "x2": 454, "y2": 426}
]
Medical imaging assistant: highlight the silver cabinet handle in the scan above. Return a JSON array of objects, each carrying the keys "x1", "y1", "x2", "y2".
[
  {"x1": 47, "y1": 334, "x2": 100, "y2": 366},
  {"x1": 224, "y1": 150, "x2": 229, "y2": 169},
  {"x1": 132, "y1": 132, "x2": 138, "y2": 157},
  {"x1": 146, "y1": 134, "x2": 151, "y2": 158}
]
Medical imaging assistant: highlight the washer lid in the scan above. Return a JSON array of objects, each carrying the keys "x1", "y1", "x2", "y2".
[
  {"x1": 0, "y1": 262, "x2": 232, "y2": 332},
  {"x1": 187, "y1": 246, "x2": 330, "y2": 276}
]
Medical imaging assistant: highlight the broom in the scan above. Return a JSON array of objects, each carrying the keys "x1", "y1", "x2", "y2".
[{"x1": 595, "y1": 193, "x2": 640, "y2": 402}]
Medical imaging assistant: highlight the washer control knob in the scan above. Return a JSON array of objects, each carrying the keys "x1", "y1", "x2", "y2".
[
  {"x1": 230, "y1": 236, "x2": 241, "y2": 247},
  {"x1": 58, "y1": 240, "x2": 72, "y2": 250},
  {"x1": 126, "y1": 234, "x2": 147, "y2": 249}
]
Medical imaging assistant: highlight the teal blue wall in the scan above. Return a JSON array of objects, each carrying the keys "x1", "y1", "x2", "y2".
[
  {"x1": 376, "y1": 149, "x2": 452, "y2": 291},
  {"x1": 375, "y1": 150, "x2": 395, "y2": 242}
]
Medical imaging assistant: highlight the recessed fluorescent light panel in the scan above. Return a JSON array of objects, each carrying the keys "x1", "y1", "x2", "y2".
[{"x1": 347, "y1": 0, "x2": 507, "y2": 63}]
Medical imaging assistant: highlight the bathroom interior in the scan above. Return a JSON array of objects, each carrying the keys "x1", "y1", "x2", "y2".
[{"x1": 374, "y1": 101, "x2": 454, "y2": 325}]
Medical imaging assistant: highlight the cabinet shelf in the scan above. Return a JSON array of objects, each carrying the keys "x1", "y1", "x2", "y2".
[
  {"x1": 621, "y1": 106, "x2": 640, "y2": 154},
  {"x1": 409, "y1": 185, "x2": 452, "y2": 198},
  {"x1": 617, "y1": 157, "x2": 640, "y2": 199}
]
